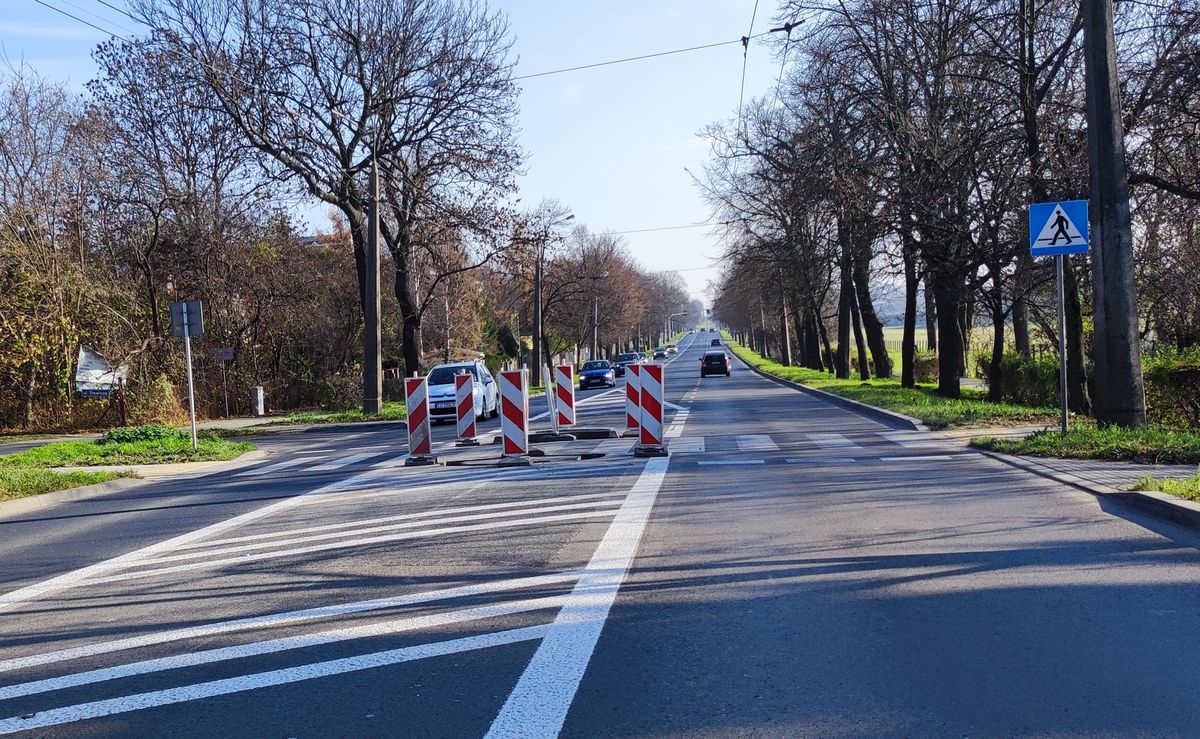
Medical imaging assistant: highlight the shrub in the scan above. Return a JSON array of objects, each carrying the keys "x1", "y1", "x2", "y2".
[
  {"x1": 1143, "y1": 348, "x2": 1200, "y2": 429},
  {"x1": 976, "y1": 351, "x2": 1060, "y2": 408},
  {"x1": 315, "y1": 373, "x2": 362, "y2": 411},
  {"x1": 913, "y1": 352, "x2": 939, "y2": 383},
  {"x1": 100, "y1": 423, "x2": 182, "y2": 445},
  {"x1": 129, "y1": 373, "x2": 187, "y2": 425}
]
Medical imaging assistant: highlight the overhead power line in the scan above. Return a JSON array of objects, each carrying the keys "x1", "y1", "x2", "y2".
[
  {"x1": 607, "y1": 222, "x2": 728, "y2": 235},
  {"x1": 514, "y1": 33, "x2": 769, "y2": 81},
  {"x1": 33, "y1": 0, "x2": 132, "y2": 41}
]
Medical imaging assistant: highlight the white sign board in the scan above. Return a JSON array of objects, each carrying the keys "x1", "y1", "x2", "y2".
[{"x1": 75, "y1": 346, "x2": 128, "y2": 398}]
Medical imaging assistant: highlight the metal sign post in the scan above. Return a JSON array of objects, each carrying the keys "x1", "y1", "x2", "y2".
[
  {"x1": 209, "y1": 347, "x2": 234, "y2": 418},
  {"x1": 171, "y1": 300, "x2": 204, "y2": 451},
  {"x1": 1029, "y1": 200, "x2": 1089, "y2": 435}
]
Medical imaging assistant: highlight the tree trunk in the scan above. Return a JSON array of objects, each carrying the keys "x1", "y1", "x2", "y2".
[
  {"x1": 393, "y1": 263, "x2": 421, "y2": 376},
  {"x1": 924, "y1": 278, "x2": 938, "y2": 353},
  {"x1": 780, "y1": 300, "x2": 793, "y2": 366},
  {"x1": 933, "y1": 273, "x2": 963, "y2": 398},
  {"x1": 835, "y1": 255, "x2": 852, "y2": 379},
  {"x1": 987, "y1": 285, "x2": 1006, "y2": 402},
  {"x1": 1062, "y1": 257, "x2": 1092, "y2": 414},
  {"x1": 852, "y1": 249, "x2": 892, "y2": 378},
  {"x1": 902, "y1": 252, "x2": 919, "y2": 388},
  {"x1": 1012, "y1": 255, "x2": 1032, "y2": 356},
  {"x1": 850, "y1": 288, "x2": 870, "y2": 380}
]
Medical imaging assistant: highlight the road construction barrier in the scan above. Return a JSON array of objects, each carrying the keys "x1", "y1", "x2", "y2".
[
  {"x1": 404, "y1": 376, "x2": 436, "y2": 464},
  {"x1": 555, "y1": 364, "x2": 575, "y2": 428},
  {"x1": 455, "y1": 372, "x2": 478, "y2": 445},
  {"x1": 636, "y1": 363, "x2": 667, "y2": 456},
  {"x1": 499, "y1": 369, "x2": 529, "y2": 458},
  {"x1": 625, "y1": 363, "x2": 641, "y2": 431}
]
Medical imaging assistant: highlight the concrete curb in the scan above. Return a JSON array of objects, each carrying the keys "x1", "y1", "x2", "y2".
[
  {"x1": 728, "y1": 348, "x2": 927, "y2": 432},
  {"x1": 0, "y1": 476, "x2": 148, "y2": 518},
  {"x1": 978, "y1": 449, "x2": 1200, "y2": 532}
]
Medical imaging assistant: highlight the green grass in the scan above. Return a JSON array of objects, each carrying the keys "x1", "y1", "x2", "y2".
[
  {"x1": 0, "y1": 433, "x2": 254, "y2": 468},
  {"x1": 1133, "y1": 473, "x2": 1200, "y2": 502},
  {"x1": 726, "y1": 338, "x2": 1057, "y2": 429},
  {"x1": 972, "y1": 426, "x2": 1200, "y2": 465},
  {"x1": 265, "y1": 401, "x2": 407, "y2": 426},
  {"x1": 0, "y1": 468, "x2": 134, "y2": 501}
]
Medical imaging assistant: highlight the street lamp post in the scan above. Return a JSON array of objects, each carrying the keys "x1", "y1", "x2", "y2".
[{"x1": 590, "y1": 271, "x2": 610, "y2": 360}]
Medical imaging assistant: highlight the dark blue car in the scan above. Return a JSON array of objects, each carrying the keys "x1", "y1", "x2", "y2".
[{"x1": 578, "y1": 360, "x2": 616, "y2": 389}]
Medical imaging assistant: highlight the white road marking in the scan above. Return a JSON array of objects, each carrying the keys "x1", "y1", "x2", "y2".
[
  {"x1": 665, "y1": 408, "x2": 689, "y2": 438},
  {"x1": 486, "y1": 443, "x2": 675, "y2": 738},
  {"x1": 806, "y1": 433, "x2": 862, "y2": 451},
  {"x1": 879, "y1": 455, "x2": 953, "y2": 462},
  {"x1": 232, "y1": 457, "x2": 312, "y2": 477},
  {"x1": 736, "y1": 434, "x2": 780, "y2": 452},
  {"x1": 669, "y1": 437, "x2": 705, "y2": 454},
  {"x1": 83, "y1": 510, "x2": 622, "y2": 586},
  {"x1": 880, "y1": 431, "x2": 943, "y2": 448},
  {"x1": 308, "y1": 452, "x2": 379, "y2": 471},
  {"x1": 786, "y1": 457, "x2": 856, "y2": 464},
  {"x1": 697, "y1": 460, "x2": 765, "y2": 465},
  {"x1": 0, "y1": 572, "x2": 578, "y2": 676},
  {"x1": 0, "y1": 594, "x2": 568, "y2": 701},
  {"x1": 148, "y1": 500, "x2": 624, "y2": 564},
  {"x1": 0, "y1": 466, "x2": 385, "y2": 614},
  {"x1": 181, "y1": 490, "x2": 628, "y2": 549},
  {"x1": 530, "y1": 386, "x2": 623, "y2": 421},
  {"x1": 0, "y1": 626, "x2": 549, "y2": 735}
]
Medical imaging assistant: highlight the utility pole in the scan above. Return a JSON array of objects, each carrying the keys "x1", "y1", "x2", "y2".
[
  {"x1": 593, "y1": 296, "x2": 600, "y2": 360},
  {"x1": 532, "y1": 250, "x2": 543, "y2": 386},
  {"x1": 363, "y1": 154, "x2": 383, "y2": 415},
  {"x1": 1083, "y1": 0, "x2": 1146, "y2": 427}
]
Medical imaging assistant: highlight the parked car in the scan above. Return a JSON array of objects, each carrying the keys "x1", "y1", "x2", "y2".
[
  {"x1": 425, "y1": 361, "x2": 498, "y2": 422},
  {"x1": 700, "y1": 350, "x2": 731, "y2": 377},
  {"x1": 710, "y1": 338, "x2": 722, "y2": 347},
  {"x1": 614, "y1": 352, "x2": 642, "y2": 377},
  {"x1": 709, "y1": 327, "x2": 717, "y2": 332},
  {"x1": 578, "y1": 360, "x2": 616, "y2": 389},
  {"x1": 653, "y1": 348, "x2": 668, "y2": 360}
]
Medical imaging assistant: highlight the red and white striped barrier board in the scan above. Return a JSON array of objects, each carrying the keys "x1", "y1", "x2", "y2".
[
  {"x1": 555, "y1": 364, "x2": 575, "y2": 427},
  {"x1": 637, "y1": 363, "x2": 667, "y2": 455},
  {"x1": 404, "y1": 376, "x2": 435, "y2": 464},
  {"x1": 625, "y1": 363, "x2": 641, "y2": 430},
  {"x1": 455, "y1": 373, "x2": 478, "y2": 444},
  {"x1": 499, "y1": 369, "x2": 529, "y2": 457}
]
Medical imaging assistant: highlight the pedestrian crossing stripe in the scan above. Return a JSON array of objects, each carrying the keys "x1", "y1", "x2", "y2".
[{"x1": 1029, "y1": 200, "x2": 1089, "y2": 257}]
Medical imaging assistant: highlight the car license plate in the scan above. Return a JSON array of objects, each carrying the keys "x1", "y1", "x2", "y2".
[{"x1": 433, "y1": 402, "x2": 453, "y2": 410}]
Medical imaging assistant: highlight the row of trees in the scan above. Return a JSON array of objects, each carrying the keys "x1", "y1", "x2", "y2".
[
  {"x1": 0, "y1": 0, "x2": 694, "y2": 430},
  {"x1": 707, "y1": 0, "x2": 1200, "y2": 427}
]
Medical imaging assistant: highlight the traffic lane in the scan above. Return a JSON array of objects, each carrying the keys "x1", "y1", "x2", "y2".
[
  {"x1": 567, "y1": 356, "x2": 1200, "y2": 735},
  {"x1": 0, "y1": 456, "x2": 650, "y2": 736}
]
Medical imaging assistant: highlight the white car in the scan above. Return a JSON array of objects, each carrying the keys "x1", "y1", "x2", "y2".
[{"x1": 425, "y1": 361, "x2": 499, "y2": 422}]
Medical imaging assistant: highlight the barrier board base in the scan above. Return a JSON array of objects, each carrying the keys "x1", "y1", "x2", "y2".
[
  {"x1": 633, "y1": 443, "x2": 669, "y2": 458},
  {"x1": 455, "y1": 438, "x2": 480, "y2": 447},
  {"x1": 404, "y1": 455, "x2": 439, "y2": 467},
  {"x1": 497, "y1": 455, "x2": 532, "y2": 467}
]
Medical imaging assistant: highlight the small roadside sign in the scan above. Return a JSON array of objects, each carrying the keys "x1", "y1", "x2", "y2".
[
  {"x1": 1029, "y1": 200, "x2": 1089, "y2": 257},
  {"x1": 209, "y1": 347, "x2": 234, "y2": 362},
  {"x1": 170, "y1": 300, "x2": 204, "y2": 339}
]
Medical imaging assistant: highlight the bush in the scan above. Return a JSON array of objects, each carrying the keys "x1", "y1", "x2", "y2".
[
  {"x1": 1143, "y1": 348, "x2": 1200, "y2": 429},
  {"x1": 976, "y1": 351, "x2": 1060, "y2": 407},
  {"x1": 100, "y1": 423, "x2": 182, "y2": 445},
  {"x1": 913, "y1": 352, "x2": 939, "y2": 383},
  {"x1": 315, "y1": 372, "x2": 362, "y2": 411},
  {"x1": 129, "y1": 373, "x2": 187, "y2": 425}
]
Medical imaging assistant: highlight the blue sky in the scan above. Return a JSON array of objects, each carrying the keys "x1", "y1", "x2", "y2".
[{"x1": 0, "y1": 0, "x2": 785, "y2": 301}]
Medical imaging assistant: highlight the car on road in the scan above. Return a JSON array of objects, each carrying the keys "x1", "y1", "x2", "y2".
[
  {"x1": 666, "y1": 343, "x2": 678, "y2": 355},
  {"x1": 425, "y1": 361, "x2": 498, "y2": 422},
  {"x1": 613, "y1": 352, "x2": 643, "y2": 377},
  {"x1": 709, "y1": 327, "x2": 716, "y2": 332},
  {"x1": 709, "y1": 338, "x2": 722, "y2": 347},
  {"x1": 700, "y1": 350, "x2": 731, "y2": 377},
  {"x1": 652, "y1": 348, "x2": 668, "y2": 360},
  {"x1": 578, "y1": 360, "x2": 616, "y2": 389}
]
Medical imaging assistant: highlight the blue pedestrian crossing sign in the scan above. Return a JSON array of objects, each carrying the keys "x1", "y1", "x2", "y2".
[{"x1": 1029, "y1": 200, "x2": 1089, "y2": 257}]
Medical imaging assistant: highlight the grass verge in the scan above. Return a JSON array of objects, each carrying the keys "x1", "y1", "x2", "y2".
[
  {"x1": 972, "y1": 426, "x2": 1200, "y2": 465},
  {"x1": 1133, "y1": 473, "x2": 1200, "y2": 502},
  {"x1": 264, "y1": 401, "x2": 407, "y2": 426},
  {"x1": 0, "y1": 468, "x2": 134, "y2": 501},
  {"x1": 0, "y1": 433, "x2": 254, "y2": 468},
  {"x1": 725, "y1": 338, "x2": 1056, "y2": 429}
]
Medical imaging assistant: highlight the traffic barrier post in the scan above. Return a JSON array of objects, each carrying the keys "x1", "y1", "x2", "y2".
[
  {"x1": 454, "y1": 372, "x2": 479, "y2": 446},
  {"x1": 404, "y1": 376, "x2": 437, "y2": 465},
  {"x1": 499, "y1": 368, "x2": 531, "y2": 465},
  {"x1": 555, "y1": 364, "x2": 575, "y2": 428},
  {"x1": 635, "y1": 363, "x2": 668, "y2": 457},
  {"x1": 624, "y1": 363, "x2": 641, "y2": 436}
]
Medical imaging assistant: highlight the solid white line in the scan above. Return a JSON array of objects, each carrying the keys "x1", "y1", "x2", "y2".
[
  {"x1": 880, "y1": 431, "x2": 943, "y2": 448},
  {"x1": 485, "y1": 453, "x2": 673, "y2": 737},
  {"x1": 84, "y1": 510, "x2": 621, "y2": 586},
  {"x1": 232, "y1": 457, "x2": 312, "y2": 477},
  {"x1": 736, "y1": 434, "x2": 779, "y2": 452},
  {"x1": 0, "y1": 572, "x2": 577, "y2": 675},
  {"x1": 181, "y1": 491, "x2": 628, "y2": 549},
  {"x1": 0, "y1": 626, "x2": 549, "y2": 735},
  {"x1": 806, "y1": 433, "x2": 862, "y2": 450},
  {"x1": 697, "y1": 460, "x2": 765, "y2": 466},
  {"x1": 879, "y1": 455, "x2": 953, "y2": 462},
  {"x1": 0, "y1": 594, "x2": 568, "y2": 701},
  {"x1": 308, "y1": 452, "x2": 379, "y2": 471},
  {"x1": 0, "y1": 466, "x2": 385, "y2": 614},
  {"x1": 147, "y1": 500, "x2": 624, "y2": 564},
  {"x1": 785, "y1": 457, "x2": 856, "y2": 464}
]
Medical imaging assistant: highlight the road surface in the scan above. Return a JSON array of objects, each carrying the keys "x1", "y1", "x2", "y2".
[{"x1": 3, "y1": 333, "x2": 1200, "y2": 737}]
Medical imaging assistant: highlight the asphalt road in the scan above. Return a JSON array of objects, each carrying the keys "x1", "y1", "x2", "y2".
[{"x1": 4, "y1": 332, "x2": 1200, "y2": 737}]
